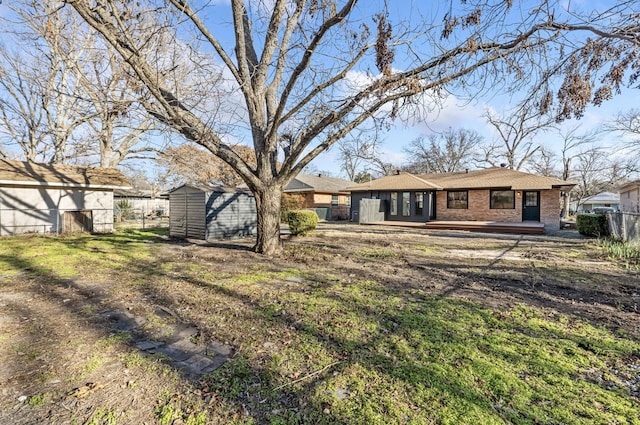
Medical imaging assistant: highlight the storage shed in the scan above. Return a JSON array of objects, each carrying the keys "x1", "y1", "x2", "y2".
[
  {"x1": 0, "y1": 159, "x2": 131, "y2": 236},
  {"x1": 169, "y1": 185, "x2": 257, "y2": 240}
]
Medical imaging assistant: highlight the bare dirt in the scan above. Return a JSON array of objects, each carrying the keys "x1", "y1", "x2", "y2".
[{"x1": 1, "y1": 222, "x2": 638, "y2": 424}]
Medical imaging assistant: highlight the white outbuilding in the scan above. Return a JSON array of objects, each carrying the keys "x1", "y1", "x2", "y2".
[{"x1": 0, "y1": 159, "x2": 130, "y2": 235}]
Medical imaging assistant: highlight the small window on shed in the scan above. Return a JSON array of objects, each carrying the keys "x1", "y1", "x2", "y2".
[
  {"x1": 346, "y1": 196, "x2": 351, "y2": 207},
  {"x1": 447, "y1": 191, "x2": 468, "y2": 209},
  {"x1": 331, "y1": 194, "x2": 339, "y2": 205}
]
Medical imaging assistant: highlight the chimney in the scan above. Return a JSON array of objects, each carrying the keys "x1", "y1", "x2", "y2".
[
  {"x1": 500, "y1": 163, "x2": 507, "y2": 168},
  {"x1": 395, "y1": 170, "x2": 401, "y2": 175},
  {"x1": 318, "y1": 173, "x2": 322, "y2": 177},
  {"x1": 465, "y1": 168, "x2": 469, "y2": 173}
]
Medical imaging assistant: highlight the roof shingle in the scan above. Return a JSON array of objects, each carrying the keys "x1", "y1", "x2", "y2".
[
  {"x1": 0, "y1": 159, "x2": 130, "y2": 188},
  {"x1": 347, "y1": 168, "x2": 575, "y2": 192},
  {"x1": 285, "y1": 173, "x2": 355, "y2": 193}
]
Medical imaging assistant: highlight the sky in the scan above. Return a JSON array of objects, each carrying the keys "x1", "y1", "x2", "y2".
[
  {"x1": 312, "y1": 85, "x2": 637, "y2": 178},
  {"x1": 0, "y1": 0, "x2": 638, "y2": 182}
]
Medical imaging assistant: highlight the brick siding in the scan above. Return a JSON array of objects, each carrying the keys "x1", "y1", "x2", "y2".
[{"x1": 435, "y1": 188, "x2": 562, "y2": 231}]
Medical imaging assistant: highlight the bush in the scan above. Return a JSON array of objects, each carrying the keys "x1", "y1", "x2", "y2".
[
  {"x1": 576, "y1": 213, "x2": 609, "y2": 237},
  {"x1": 287, "y1": 210, "x2": 318, "y2": 236},
  {"x1": 281, "y1": 193, "x2": 305, "y2": 222}
]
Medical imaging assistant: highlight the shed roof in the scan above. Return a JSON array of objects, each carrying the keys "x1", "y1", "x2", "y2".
[
  {"x1": 347, "y1": 167, "x2": 576, "y2": 192},
  {"x1": 285, "y1": 173, "x2": 355, "y2": 194},
  {"x1": 169, "y1": 183, "x2": 252, "y2": 194},
  {"x1": 0, "y1": 159, "x2": 130, "y2": 189}
]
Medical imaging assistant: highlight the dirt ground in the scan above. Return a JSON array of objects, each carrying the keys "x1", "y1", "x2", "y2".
[{"x1": 1, "y1": 222, "x2": 638, "y2": 424}]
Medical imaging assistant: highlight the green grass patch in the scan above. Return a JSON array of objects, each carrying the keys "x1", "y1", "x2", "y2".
[
  {"x1": 598, "y1": 238, "x2": 640, "y2": 269},
  {"x1": 27, "y1": 393, "x2": 46, "y2": 407},
  {"x1": 203, "y1": 277, "x2": 640, "y2": 424},
  {"x1": 413, "y1": 243, "x2": 441, "y2": 255},
  {"x1": 85, "y1": 407, "x2": 118, "y2": 425}
]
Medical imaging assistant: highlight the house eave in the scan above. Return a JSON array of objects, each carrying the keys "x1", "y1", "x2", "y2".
[{"x1": 0, "y1": 179, "x2": 131, "y2": 190}]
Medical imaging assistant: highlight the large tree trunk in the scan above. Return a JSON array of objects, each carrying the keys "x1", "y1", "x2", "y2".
[{"x1": 253, "y1": 184, "x2": 282, "y2": 255}]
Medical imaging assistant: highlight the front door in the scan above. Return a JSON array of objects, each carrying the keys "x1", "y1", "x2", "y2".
[{"x1": 522, "y1": 191, "x2": 540, "y2": 221}]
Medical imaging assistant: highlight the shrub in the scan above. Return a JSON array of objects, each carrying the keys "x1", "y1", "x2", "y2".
[
  {"x1": 576, "y1": 213, "x2": 609, "y2": 237},
  {"x1": 287, "y1": 210, "x2": 318, "y2": 236}
]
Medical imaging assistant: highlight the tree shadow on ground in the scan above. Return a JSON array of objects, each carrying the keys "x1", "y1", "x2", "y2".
[{"x1": 1, "y1": 229, "x2": 638, "y2": 424}]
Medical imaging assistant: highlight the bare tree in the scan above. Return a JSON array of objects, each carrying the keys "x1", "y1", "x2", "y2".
[
  {"x1": 78, "y1": 46, "x2": 161, "y2": 167},
  {"x1": 569, "y1": 148, "x2": 628, "y2": 210},
  {"x1": 606, "y1": 110, "x2": 640, "y2": 161},
  {"x1": 63, "y1": 0, "x2": 640, "y2": 254},
  {"x1": 530, "y1": 126, "x2": 600, "y2": 215},
  {"x1": 0, "y1": 45, "x2": 48, "y2": 161},
  {"x1": 0, "y1": 1, "x2": 164, "y2": 166},
  {"x1": 483, "y1": 105, "x2": 556, "y2": 170},
  {"x1": 528, "y1": 147, "x2": 557, "y2": 178},
  {"x1": 336, "y1": 130, "x2": 379, "y2": 181},
  {"x1": 403, "y1": 128, "x2": 482, "y2": 173}
]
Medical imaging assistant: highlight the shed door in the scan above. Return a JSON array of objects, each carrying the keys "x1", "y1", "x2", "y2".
[
  {"x1": 63, "y1": 210, "x2": 93, "y2": 233},
  {"x1": 522, "y1": 191, "x2": 540, "y2": 222}
]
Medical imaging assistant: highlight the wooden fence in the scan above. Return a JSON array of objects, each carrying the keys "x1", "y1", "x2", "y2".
[
  {"x1": 607, "y1": 212, "x2": 640, "y2": 245},
  {"x1": 358, "y1": 199, "x2": 386, "y2": 223}
]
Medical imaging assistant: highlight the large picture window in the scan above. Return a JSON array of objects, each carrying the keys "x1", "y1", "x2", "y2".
[
  {"x1": 490, "y1": 190, "x2": 515, "y2": 209},
  {"x1": 447, "y1": 191, "x2": 468, "y2": 209},
  {"x1": 390, "y1": 192, "x2": 398, "y2": 215}
]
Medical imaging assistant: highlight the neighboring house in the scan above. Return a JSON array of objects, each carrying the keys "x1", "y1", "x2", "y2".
[
  {"x1": 169, "y1": 184, "x2": 256, "y2": 240},
  {"x1": 618, "y1": 180, "x2": 640, "y2": 213},
  {"x1": 0, "y1": 159, "x2": 130, "y2": 235},
  {"x1": 284, "y1": 173, "x2": 355, "y2": 220},
  {"x1": 114, "y1": 189, "x2": 170, "y2": 217},
  {"x1": 347, "y1": 167, "x2": 575, "y2": 231},
  {"x1": 570, "y1": 191, "x2": 620, "y2": 214}
]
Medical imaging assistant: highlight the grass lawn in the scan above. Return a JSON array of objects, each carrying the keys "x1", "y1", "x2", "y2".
[{"x1": 0, "y1": 226, "x2": 638, "y2": 424}]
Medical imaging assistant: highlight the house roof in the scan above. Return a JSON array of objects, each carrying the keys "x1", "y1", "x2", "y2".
[
  {"x1": 618, "y1": 180, "x2": 640, "y2": 193},
  {"x1": 285, "y1": 173, "x2": 356, "y2": 193},
  {"x1": 0, "y1": 159, "x2": 130, "y2": 189},
  {"x1": 581, "y1": 191, "x2": 620, "y2": 203},
  {"x1": 346, "y1": 172, "x2": 442, "y2": 191},
  {"x1": 347, "y1": 167, "x2": 576, "y2": 192}
]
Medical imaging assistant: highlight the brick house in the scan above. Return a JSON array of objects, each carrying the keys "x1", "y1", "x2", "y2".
[
  {"x1": 347, "y1": 167, "x2": 576, "y2": 231},
  {"x1": 618, "y1": 180, "x2": 640, "y2": 213},
  {"x1": 284, "y1": 173, "x2": 355, "y2": 220}
]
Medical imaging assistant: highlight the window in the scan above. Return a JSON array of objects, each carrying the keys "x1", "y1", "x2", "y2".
[
  {"x1": 331, "y1": 194, "x2": 339, "y2": 205},
  {"x1": 402, "y1": 192, "x2": 411, "y2": 216},
  {"x1": 390, "y1": 192, "x2": 398, "y2": 215},
  {"x1": 491, "y1": 190, "x2": 515, "y2": 209},
  {"x1": 415, "y1": 192, "x2": 424, "y2": 215},
  {"x1": 346, "y1": 196, "x2": 351, "y2": 207},
  {"x1": 447, "y1": 191, "x2": 468, "y2": 209},
  {"x1": 524, "y1": 191, "x2": 538, "y2": 207}
]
